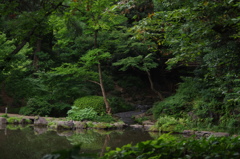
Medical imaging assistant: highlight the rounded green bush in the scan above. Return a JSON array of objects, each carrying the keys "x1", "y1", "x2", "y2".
[{"x1": 74, "y1": 96, "x2": 105, "y2": 114}]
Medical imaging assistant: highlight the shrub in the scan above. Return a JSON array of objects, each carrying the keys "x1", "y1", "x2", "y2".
[
  {"x1": 7, "y1": 117, "x2": 22, "y2": 124},
  {"x1": 102, "y1": 134, "x2": 240, "y2": 159},
  {"x1": 154, "y1": 116, "x2": 186, "y2": 132},
  {"x1": 19, "y1": 106, "x2": 33, "y2": 116},
  {"x1": 19, "y1": 97, "x2": 52, "y2": 116},
  {"x1": 152, "y1": 77, "x2": 198, "y2": 118},
  {"x1": 0, "y1": 114, "x2": 8, "y2": 118},
  {"x1": 74, "y1": 96, "x2": 105, "y2": 114},
  {"x1": 94, "y1": 114, "x2": 117, "y2": 123},
  {"x1": 67, "y1": 107, "x2": 98, "y2": 121},
  {"x1": 134, "y1": 116, "x2": 150, "y2": 124}
]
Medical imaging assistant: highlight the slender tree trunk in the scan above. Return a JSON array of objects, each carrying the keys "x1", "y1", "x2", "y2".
[
  {"x1": 146, "y1": 71, "x2": 164, "y2": 100},
  {"x1": 98, "y1": 63, "x2": 111, "y2": 114},
  {"x1": 94, "y1": 30, "x2": 111, "y2": 114}
]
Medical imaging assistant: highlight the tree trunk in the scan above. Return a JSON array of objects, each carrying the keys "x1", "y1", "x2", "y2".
[
  {"x1": 94, "y1": 30, "x2": 111, "y2": 114},
  {"x1": 146, "y1": 71, "x2": 164, "y2": 100},
  {"x1": 98, "y1": 63, "x2": 111, "y2": 114}
]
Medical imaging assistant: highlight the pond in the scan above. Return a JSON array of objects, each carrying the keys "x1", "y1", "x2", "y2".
[{"x1": 0, "y1": 125, "x2": 156, "y2": 159}]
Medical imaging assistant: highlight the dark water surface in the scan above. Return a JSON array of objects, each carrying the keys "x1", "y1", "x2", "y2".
[{"x1": 0, "y1": 125, "x2": 154, "y2": 159}]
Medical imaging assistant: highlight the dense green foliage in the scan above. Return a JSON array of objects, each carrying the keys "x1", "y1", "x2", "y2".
[
  {"x1": 102, "y1": 134, "x2": 240, "y2": 159},
  {"x1": 0, "y1": 0, "x2": 240, "y2": 130},
  {"x1": 73, "y1": 96, "x2": 105, "y2": 114},
  {"x1": 67, "y1": 107, "x2": 98, "y2": 121},
  {"x1": 19, "y1": 97, "x2": 51, "y2": 116},
  {"x1": 152, "y1": 115, "x2": 186, "y2": 132}
]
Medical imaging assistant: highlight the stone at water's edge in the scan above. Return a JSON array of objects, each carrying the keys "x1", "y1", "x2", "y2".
[
  {"x1": 56, "y1": 121, "x2": 74, "y2": 130},
  {"x1": 34, "y1": 117, "x2": 48, "y2": 126},
  {"x1": 143, "y1": 125, "x2": 154, "y2": 131},
  {"x1": 194, "y1": 131, "x2": 230, "y2": 137},
  {"x1": 74, "y1": 121, "x2": 87, "y2": 129},
  {"x1": 183, "y1": 130, "x2": 195, "y2": 135},
  {"x1": 0, "y1": 117, "x2": 7, "y2": 124},
  {"x1": 112, "y1": 122, "x2": 127, "y2": 129},
  {"x1": 142, "y1": 120, "x2": 155, "y2": 125},
  {"x1": 114, "y1": 111, "x2": 145, "y2": 125},
  {"x1": 20, "y1": 118, "x2": 32, "y2": 124},
  {"x1": 183, "y1": 130, "x2": 230, "y2": 137},
  {"x1": 130, "y1": 124, "x2": 143, "y2": 129}
]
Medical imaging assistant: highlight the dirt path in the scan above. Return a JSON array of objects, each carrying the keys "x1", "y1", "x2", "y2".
[
  {"x1": 0, "y1": 113, "x2": 57, "y2": 120},
  {"x1": 114, "y1": 111, "x2": 144, "y2": 125}
]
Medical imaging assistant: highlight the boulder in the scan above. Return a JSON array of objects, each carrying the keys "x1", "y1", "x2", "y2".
[
  {"x1": 92, "y1": 122, "x2": 111, "y2": 129},
  {"x1": 183, "y1": 130, "x2": 195, "y2": 135},
  {"x1": 195, "y1": 131, "x2": 212, "y2": 137},
  {"x1": 211, "y1": 132, "x2": 229, "y2": 137},
  {"x1": 112, "y1": 122, "x2": 127, "y2": 129},
  {"x1": 34, "y1": 117, "x2": 48, "y2": 126},
  {"x1": 0, "y1": 117, "x2": 7, "y2": 124},
  {"x1": 129, "y1": 124, "x2": 143, "y2": 129},
  {"x1": 142, "y1": 120, "x2": 155, "y2": 125},
  {"x1": 73, "y1": 121, "x2": 87, "y2": 129},
  {"x1": 183, "y1": 130, "x2": 230, "y2": 137},
  {"x1": 20, "y1": 118, "x2": 32, "y2": 124},
  {"x1": 56, "y1": 121, "x2": 74, "y2": 130}
]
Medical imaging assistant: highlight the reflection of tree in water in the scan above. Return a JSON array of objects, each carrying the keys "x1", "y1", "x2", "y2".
[
  {"x1": 42, "y1": 145, "x2": 98, "y2": 159},
  {"x1": 67, "y1": 130, "x2": 104, "y2": 149}
]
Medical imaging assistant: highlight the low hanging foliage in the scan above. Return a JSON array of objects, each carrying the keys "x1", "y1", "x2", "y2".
[{"x1": 102, "y1": 134, "x2": 240, "y2": 159}]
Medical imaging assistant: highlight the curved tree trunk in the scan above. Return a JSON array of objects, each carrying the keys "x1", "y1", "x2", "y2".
[
  {"x1": 146, "y1": 71, "x2": 164, "y2": 101},
  {"x1": 98, "y1": 63, "x2": 111, "y2": 114},
  {"x1": 94, "y1": 30, "x2": 111, "y2": 114}
]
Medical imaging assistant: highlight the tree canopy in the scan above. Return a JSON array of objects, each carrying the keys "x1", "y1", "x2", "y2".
[{"x1": 0, "y1": 0, "x2": 240, "y2": 127}]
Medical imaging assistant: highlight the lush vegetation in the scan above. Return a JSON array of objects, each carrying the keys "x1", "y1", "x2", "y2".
[
  {"x1": 0, "y1": 0, "x2": 240, "y2": 132},
  {"x1": 102, "y1": 134, "x2": 240, "y2": 159}
]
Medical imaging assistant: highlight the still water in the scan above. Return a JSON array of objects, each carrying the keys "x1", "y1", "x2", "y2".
[{"x1": 0, "y1": 125, "x2": 155, "y2": 159}]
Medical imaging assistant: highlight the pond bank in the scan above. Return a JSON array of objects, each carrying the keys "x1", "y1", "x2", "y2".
[{"x1": 0, "y1": 113, "x2": 235, "y2": 138}]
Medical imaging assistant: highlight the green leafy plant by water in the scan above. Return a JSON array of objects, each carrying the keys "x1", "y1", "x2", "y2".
[
  {"x1": 102, "y1": 134, "x2": 240, "y2": 159},
  {"x1": 7, "y1": 117, "x2": 31, "y2": 124},
  {"x1": 0, "y1": 114, "x2": 8, "y2": 118},
  {"x1": 73, "y1": 96, "x2": 105, "y2": 114},
  {"x1": 67, "y1": 107, "x2": 97, "y2": 121},
  {"x1": 150, "y1": 116, "x2": 186, "y2": 132}
]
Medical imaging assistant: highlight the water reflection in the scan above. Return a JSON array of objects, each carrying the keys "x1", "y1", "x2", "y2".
[
  {"x1": 42, "y1": 145, "x2": 97, "y2": 159},
  {"x1": 0, "y1": 126, "x2": 153, "y2": 159}
]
